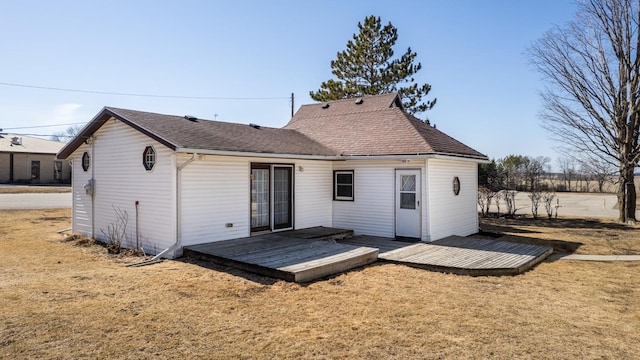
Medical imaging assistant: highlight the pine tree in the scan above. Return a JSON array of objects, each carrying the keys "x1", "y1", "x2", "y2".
[{"x1": 310, "y1": 15, "x2": 436, "y2": 116}]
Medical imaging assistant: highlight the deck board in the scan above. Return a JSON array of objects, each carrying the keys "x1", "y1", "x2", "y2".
[
  {"x1": 184, "y1": 230, "x2": 377, "y2": 283},
  {"x1": 185, "y1": 230, "x2": 553, "y2": 281},
  {"x1": 339, "y1": 235, "x2": 552, "y2": 276}
]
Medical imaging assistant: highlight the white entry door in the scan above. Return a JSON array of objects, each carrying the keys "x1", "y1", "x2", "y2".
[{"x1": 395, "y1": 169, "x2": 421, "y2": 238}]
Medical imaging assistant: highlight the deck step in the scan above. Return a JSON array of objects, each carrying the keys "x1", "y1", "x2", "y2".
[{"x1": 184, "y1": 227, "x2": 373, "y2": 283}]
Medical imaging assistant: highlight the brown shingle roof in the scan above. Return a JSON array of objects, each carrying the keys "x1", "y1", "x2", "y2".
[
  {"x1": 57, "y1": 107, "x2": 337, "y2": 159},
  {"x1": 285, "y1": 93, "x2": 487, "y2": 159},
  {"x1": 58, "y1": 93, "x2": 487, "y2": 161}
]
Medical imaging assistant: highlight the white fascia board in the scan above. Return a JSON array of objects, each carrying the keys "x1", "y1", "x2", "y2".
[
  {"x1": 175, "y1": 147, "x2": 340, "y2": 160},
  {"x1": 341, "y1": 153, "x2": 489, "y2": 163}
]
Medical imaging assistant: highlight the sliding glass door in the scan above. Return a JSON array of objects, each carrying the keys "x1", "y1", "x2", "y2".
[{"x1": 250, "y1": 164, "x2": 293, "y2": 232}]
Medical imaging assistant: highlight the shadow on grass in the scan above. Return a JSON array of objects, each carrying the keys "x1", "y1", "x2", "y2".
[
  {"x1": 475, "y1": 232, "x2": 583, "y2": 254},
  {"x1": 178, "y1": 257, "x2": 279, "y2": 286},
  {"x1": 478, "y1": 217, "x2": 590, "y2": 254},
  {"x1": 481, "y1": 216, "x2": 633, "y2": 231},
  {"x1": 177, "y1": 255, "x2": 381, "y2": 286}
]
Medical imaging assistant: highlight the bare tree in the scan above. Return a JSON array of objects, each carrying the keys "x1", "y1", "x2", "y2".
[
  {"x1": 51, "y1": 125, "x2": 82, "y2": 142},
  {"x1": 579, "y1": 161, "x2": 594, "y2": 192},
  {"x1": 530, "y1": 0, "x2": 640, "y2": 223},
  {"x1": 588, "y1": 157, "x2": 615, "y2": 192},
  {"x1": 558, "y1": 157, "x2": 576, "y2": 192},
  {"x1": 523, "y1": 156, "x2": 551, "y2": 191},
  {"x1": 542, "y1": 192, "x2": 556, "y2": 219},
  {"x1": 478, "y1": 187, "x2": 496, "y2": 217},
  {"x1": 529, "y1": 191, "x2": 542, "y2": 219}
]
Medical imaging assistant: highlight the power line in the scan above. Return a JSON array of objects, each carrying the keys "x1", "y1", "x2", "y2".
[
  {"x1": 2, "y1": 122, "x2": 86, "y2": 130},
  {"x1": 0, "y1": 81, "x2": 290, "y2": 100}
]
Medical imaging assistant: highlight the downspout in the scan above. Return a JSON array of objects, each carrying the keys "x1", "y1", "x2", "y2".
[
  {"x1": 90, "y1": 136, "x2": 96, "y2": 239},
  {"x1": 154, "y1": 153, "x2": 198, "y2": 260}
]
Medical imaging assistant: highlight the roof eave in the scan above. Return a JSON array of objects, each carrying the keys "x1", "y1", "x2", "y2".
[
  {"x1": 341, "y1": 152, "x2": 489, "y2": 163},
  {"x1": 57, "y1": 107, "x2": 178, "y2": 159},
  {"x1": 175, "y1": 147, "x2": 340, "y2": 160}
]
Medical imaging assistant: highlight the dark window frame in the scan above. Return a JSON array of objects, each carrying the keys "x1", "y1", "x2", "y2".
[
  {"x1": 143, "y1": 146, "x2": 156, "y2": 171},
  {"x1": 334, "y1": 170, "x2": 354, "y2": 201},
  {"x1": 453, "y1": 176, "x2": 461, "y2": 196},
  {"x1": 82, "y1": 152, "x2": 90, "y2": 172}
]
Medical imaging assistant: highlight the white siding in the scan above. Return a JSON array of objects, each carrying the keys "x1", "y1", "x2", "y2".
[
  {"x1": 180, "y1": 155, "x2": 333, "y2": 246},
  {"x1": 90, "y1": 120, "x2": 176, "y2": 255},
  {"x1": 179, "y1": 155, "x2": 249, "y2": 246},
  {"x1": 427, "y1": 159, "x2": 478, "y2": 240},
  {"x1": 71, "y1": 143, "x2": 93, "y2": 237},
  {"x1": 293, "y1": 160, "x2": 332, "y2": 229},
  {"x1": 333, "y1": 160, "x2": 426, "y2": 238}
]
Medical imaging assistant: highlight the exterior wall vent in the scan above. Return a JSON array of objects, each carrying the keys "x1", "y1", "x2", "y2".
[
  {"x1": 184, "y1": 115, "x2": 198, "y2": 122},
  {"x1": 249, "y1": 123, "x2": 261, "y2": 129}
]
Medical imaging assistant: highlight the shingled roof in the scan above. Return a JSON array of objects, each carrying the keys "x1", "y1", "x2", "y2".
[
  {"x1": 0, "y1": 134, "x2": 65, "y2": 154},
  {"x1": 285, "y1": 93, "x2": 487, "y2": 159},
  {"x1": 58, "y1": 93, "x2": 486, "y2": 161},
  {"x1": 57, "y1": 107, "x2": 337, "y2": 159}
]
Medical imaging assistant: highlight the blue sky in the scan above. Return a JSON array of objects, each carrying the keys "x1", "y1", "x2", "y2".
[{"x1": 0, "y1": 1, "x2": 578, "y2": 163}]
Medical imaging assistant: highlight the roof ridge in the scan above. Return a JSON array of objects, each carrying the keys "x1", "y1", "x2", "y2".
[
  {"x1": 107, "y1": 107, "x2": 281, "y2": 129},
  {"x1": 291, "y1": 107, "x2": 392, "y2": 120},
  {"x1": 304, "y1": 92, "x2": 398, "y2": 104}
]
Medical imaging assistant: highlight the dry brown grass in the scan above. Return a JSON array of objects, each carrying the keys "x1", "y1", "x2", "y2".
[
  {"x1": 0, "y1": 185, "x2": 71, "y2": 194},
  {"x1": 1, "y1": 209, "x2": 639, "y2": 359},
  {"x1": 480, "y1": 216, "x2": 640, "y2": 255}
]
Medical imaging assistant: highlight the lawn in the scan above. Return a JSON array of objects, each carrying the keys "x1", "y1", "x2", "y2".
[
  {"x1": 479, "y1": 216, "x2": 640, "y2": 255},
  {"x1": 0, "y1": 185, "x2": 71, "y2": 194},
  {"x1": 1, "y1": 209, "x2": 639, "y2": 359}
]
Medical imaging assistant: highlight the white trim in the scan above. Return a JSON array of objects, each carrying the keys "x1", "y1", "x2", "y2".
[
  {"x1": 176, "y1": 147, "x2": 338, "y2": 160},
  {"x1": 334, "y1": 170, "x2": 354, "y2": 201},
  {"x1": 175, "y1": 147, "x2": 489, "y2": 163}
]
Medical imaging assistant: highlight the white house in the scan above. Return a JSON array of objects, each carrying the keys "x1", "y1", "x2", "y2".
[{"x1": 57, "y1": 93, "x2": 488, "y2": 258}]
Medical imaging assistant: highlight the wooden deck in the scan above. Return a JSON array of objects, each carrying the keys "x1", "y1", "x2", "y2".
[
  {"x1": 339, "y1": 235, "x2": 553, "y2": 276},
  {"x1": 183, "y1": 227, "x2": 377, "y2": 283}
]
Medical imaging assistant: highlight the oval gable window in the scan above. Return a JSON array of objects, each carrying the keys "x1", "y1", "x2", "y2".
[
  {"x1": 453, "y1": 176, "x2": 461, "y2": 196},
  {"x1": 82, "y1": 152, "x2": 90, "y2": 172},
  {"x1": 143, "y1": 146, "x2": 156, "y2": 171}
]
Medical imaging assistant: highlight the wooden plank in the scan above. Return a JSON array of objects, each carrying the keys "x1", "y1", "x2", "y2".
[{"x1": 185, "y1": 229, "x2": 553, "y2": 280}]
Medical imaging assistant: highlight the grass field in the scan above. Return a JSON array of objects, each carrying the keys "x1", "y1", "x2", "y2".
[
  {"x1": 0, "y1": 185, "x2": 71, "y2": 194},
  {"x1": 1, "y1": 209, "x2": 639, "y2": 359}
]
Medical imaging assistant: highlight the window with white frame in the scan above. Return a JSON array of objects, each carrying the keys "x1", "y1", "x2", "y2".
[
  {"x1": 334, "y1": 170, "x2": 354, "y2": 201},
  {"x1": 143, "y1": 146, "x2": 156, "y2": 171}
]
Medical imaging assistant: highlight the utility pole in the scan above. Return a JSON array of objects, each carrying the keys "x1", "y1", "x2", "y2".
[{"x1": 290, "y1": 93, "x2": 294, "y2": 118}]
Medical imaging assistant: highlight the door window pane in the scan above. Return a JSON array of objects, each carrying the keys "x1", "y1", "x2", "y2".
[
  {"x1": 251, "y1": 169, "x2": 269, "y2": 228},
  {"x1": 400, "y1": 193, "x2": 416, "y2": 209},
  {"x1": 401, "y1": 175, "x2": 416, "y2": 191},
  {"x1": 273, "y1": 168, "x2": 291, "y2": 228}
]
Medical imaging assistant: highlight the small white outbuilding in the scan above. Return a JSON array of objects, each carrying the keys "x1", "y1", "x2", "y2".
[{"x1": 57, "y1": 93, "x2": 488, "y2": 258}]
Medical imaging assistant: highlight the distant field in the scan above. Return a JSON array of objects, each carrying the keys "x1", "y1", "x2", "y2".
[
  {"x1": 1, "y1": 209, "x2": 639, "y2": 359},
  {"x1": 0, "y1": 185, "x2": 71, "y2": 194}
]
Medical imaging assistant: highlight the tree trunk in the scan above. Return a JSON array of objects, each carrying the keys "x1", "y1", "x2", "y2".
[{"x1": 618, "y1": 164, "x2": 637, "y2": 223}]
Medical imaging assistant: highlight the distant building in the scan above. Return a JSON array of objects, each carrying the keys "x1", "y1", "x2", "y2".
[{"x1": 0, "y1": 134, "x2": 71, "y2": 184}]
